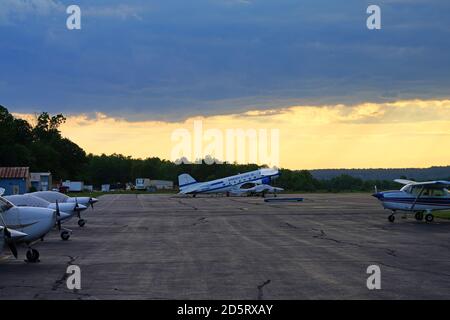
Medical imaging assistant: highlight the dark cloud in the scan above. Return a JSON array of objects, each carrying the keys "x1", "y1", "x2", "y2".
[{"x1": 1, "y1": 0, "x2": 449, "y2": 120}]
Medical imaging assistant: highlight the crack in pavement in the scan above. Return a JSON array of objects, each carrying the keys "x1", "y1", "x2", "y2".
[
  {"x1": 386, "y1": 249, "x2": 397, "y2": 257},
  {"x1": 282, "y1": 222, "x2": 298, "y2": 229},
  {"x1": 312, "y1": 229, "x2": 365, "y2": 248},
  {"x1": 192, "y1": 217, "x2": 208, "y2": 226},
  {"x1": 177, "y1": 200, "x2": 198, "y2": 210},
  {"x1": 51, "y1": 255, "x2": 78, "y2": 291},
  {"x1": 257, "y1": 280, "x2": 271, "y2": 300}
]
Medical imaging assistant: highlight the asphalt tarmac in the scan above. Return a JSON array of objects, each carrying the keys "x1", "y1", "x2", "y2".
[{"x1": 1, "y1": 193, "x2": 450, "y2": 299}]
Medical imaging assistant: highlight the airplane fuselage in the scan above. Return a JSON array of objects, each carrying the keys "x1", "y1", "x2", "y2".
[
  {"x1": 2, "y1": 206, "x2": 56, "y2": 243},
  {"x1": 373, "y1": 190, "x2": 450, "y2": 212},
  {"x1": 180, "y1": 169, "x2": 280, "y2": 195}
]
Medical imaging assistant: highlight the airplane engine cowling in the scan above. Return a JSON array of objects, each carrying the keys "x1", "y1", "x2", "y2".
[{"x1": 262, "y1": 177, "x2": 271, "y2": 184}]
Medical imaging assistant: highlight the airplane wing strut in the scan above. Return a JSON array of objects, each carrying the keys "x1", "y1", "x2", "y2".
[{"x1": 410, "y1": 186, "x2": 425, "y2": 211}]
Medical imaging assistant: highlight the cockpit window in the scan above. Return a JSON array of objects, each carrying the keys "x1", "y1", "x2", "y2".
[
  {"x1": 403, "y1": 185, "x2": 449, "y2": 197},
  {"x1": 410, "y1": 186, "x2": 423, "y2": 196},
  {"x1": 401, "y1": 185, "x2": 412, "y2": 193},
  {"x1": 0, "y1": 197, "x2": 14, "y2": 212},
  {"x1": 431, "y1": 189, "x2": 447, "y2": 197}
]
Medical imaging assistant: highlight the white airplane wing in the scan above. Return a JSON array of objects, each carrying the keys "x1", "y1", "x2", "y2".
[
  {"x1": 394, "y1": 179, "x2": 416, "y2": 185},
  {"x1": 410, "y1": 180, "x2": 450, "y2": 187},
  {"x1": 395, "y1": 179, "x2": 450, "y2": 187}
]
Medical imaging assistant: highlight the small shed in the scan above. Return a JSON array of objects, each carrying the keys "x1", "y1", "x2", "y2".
[{"x1": 0, "y1": 167, "x2": 31, "y2": 195}]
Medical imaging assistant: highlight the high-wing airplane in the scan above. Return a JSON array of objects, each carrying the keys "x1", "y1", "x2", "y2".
[
  {"x1": 4, "y1": 194, "x2": 86, "y2": 240},
  {"x1": 0, "y1": 188, "x2": 58, "y2": 262},
  {"x1": 178, "y1": 168, "x2": 281, "y2": 197},
  {"x1": 29, "y1": 191, "x2": 98, "y2": 227},
  {"x1": 372, "y1": 179, "x2": 450, "y2": 223}
]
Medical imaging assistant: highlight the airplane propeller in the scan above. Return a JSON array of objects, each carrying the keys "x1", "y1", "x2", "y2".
[
  {"x1": 0, "y1": 213, "x2": 18, "y2": 259},
  {"x1": 55, "y1": 200, "x2": 62, "y2": 231},
  {"x1": 75, "y1": 198, "x2": 81, "y2": 219},
  {"x1": 89, "y1": 197, "x2": 94, "y2": 209}
]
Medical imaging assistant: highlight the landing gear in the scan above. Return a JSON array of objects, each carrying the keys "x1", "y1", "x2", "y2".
[
  {"x1": 425, "y1": 214, "x2": 434, "y2": 223},
  {"x1": 415, "y1": 212, "x2": 424, "y2": 221},
  {"x1": 192, "y1": 194, "x2": 196, "y2": 198},
  {"x1": 60, "y1": 230, "x2": 71, "y2": 241},
  {"x1": 78, "y1": 219, "x2": 86, "y2": 227},
  {"x1": 226, "y1": 192, "x2": 230, "y2": 197},
  {"x1": 388, "y1": 214, "x2": 395, "y2": 223},
  {"x1": 26, "y1": 248, "x2": 40, "y2": 263}
]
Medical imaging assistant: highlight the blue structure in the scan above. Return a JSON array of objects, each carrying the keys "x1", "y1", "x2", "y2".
[
  {"x1": 30, "y1": 172, "x2": 52, "y2": 191},
  {"x1": 0, "y1": 167, "x2": 30, "y2": 196},
  {"x1": 264, "y1": 197, "x2": 304, "y2": 203}
]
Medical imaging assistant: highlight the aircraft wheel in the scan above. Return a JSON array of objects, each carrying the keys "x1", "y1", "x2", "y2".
[
  {"x1": 78, "y1": 219, "x2": 86, "y2": 227},
  {"x1": 425, "y1": 214, "x2": 434, "y2": 223},
  {"x1": 61, "y1": 231, "x2": 71, "y2": 241},
  {"x1": 26, "y1": 249, "x2": 40, "y2": 263},
  {"x1": 415, "y1": 212, "x2": 424, "y2": 221},
  {"x1": 388, "y1": 215, "x2": 395, "y2": 223}
]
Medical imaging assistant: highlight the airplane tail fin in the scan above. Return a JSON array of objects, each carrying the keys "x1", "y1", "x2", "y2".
[{"x1": 178, "y1": 174, "x2": 197, "y2": 190}]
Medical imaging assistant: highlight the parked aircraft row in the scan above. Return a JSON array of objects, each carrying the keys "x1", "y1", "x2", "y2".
[
  {"x1": 2, "y1": 167, "x2": 449, "y2": 264},
  {"x1": 177, "y1": 168, "x2": 450, "y2": 223},
  {"x1": 0, "y1": 188, "x2": 98, "y2": 262}
]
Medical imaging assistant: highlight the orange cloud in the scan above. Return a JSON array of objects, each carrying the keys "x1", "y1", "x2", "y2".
[{"x1": 13, "y1": 99, "x2": 450, "y2": 169}]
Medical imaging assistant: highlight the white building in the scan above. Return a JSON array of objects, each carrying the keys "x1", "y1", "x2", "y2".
[
  {"x1": 30, "y1": 172, "x2": 52, "y2": 191},
  {"x1": 150, "y1": 180, "x2": 174, "y2": 190}
]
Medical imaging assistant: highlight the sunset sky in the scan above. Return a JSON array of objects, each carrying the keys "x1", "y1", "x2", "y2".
[{"x1": 2, "y1": 1, "x2": 450, "y2": 169}]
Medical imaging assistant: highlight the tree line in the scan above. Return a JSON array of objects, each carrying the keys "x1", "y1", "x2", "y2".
[{"x1": 0, "y1": 106, "x2": 399, "y2": 192}]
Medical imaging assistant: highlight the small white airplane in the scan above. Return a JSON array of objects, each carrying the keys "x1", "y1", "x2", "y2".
[
  {"x1": 5, "y1": 194, "x2": 87, "y2": 240},
  {"x1": 372, "y1": 179, "x2": 450, "y2": 223},
  {"x1": 1, "y1": 188, "x2": 59, "y2": 262},
  {"x1": 29, "y1": 191, "x2": 98, "y2": 227},
  {"x1": 178, "y1": 168, "x2": 281, "y2": 197}
]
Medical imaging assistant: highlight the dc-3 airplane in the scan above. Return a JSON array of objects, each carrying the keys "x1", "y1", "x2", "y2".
[
  {"x1": 373, "y1": 179, "x2": 450, "y2": 223},
  {"x1": 28, "y1": 191, "x2": 98, "y2": 227},
  {"x1": 0, "y1": 188, "x2": 62, "y2": 262},
  {"x1": 4, "y1": 194, "x2": 87, "y2": 240},
  {"x1": 178, "y1": 168, "x2": 283, "y2": 197}
]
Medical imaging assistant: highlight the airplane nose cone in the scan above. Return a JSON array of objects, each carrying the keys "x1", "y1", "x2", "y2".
[
  {"x1": 76, "y1": 204, "x2": 88, "y2": 211},
  {"x1": 57, "y1": 212, "x2": 72, "y2": 221},
  {"x1": 372, "y1": 192, "x2": 384, "y2": 200},
  {"x1": 90, "y1": 198, "x2": 99, "y2": 204}
]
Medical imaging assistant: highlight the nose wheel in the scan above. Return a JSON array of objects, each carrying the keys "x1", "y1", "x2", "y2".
[
  {"x1": 60, "y1": 230, "x2": 71, "y2": 241},
  {"x1": 26, "y1": 248, "x2": 40, "y2": 263},
  {"x1": 425, "y1": 214, "x2": 434, "y2": 223},
  {"x1": 78, "y1": 219, "x2": 86, "y2": 227},
  {"x1": 388, "y1": 214, "x2": 395, "y2": 222}
]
